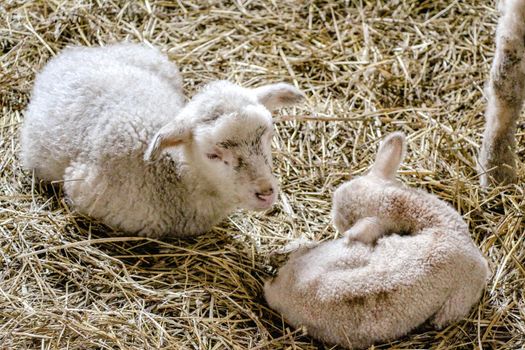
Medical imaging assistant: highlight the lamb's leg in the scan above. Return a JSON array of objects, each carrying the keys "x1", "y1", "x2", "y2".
[
  {"x1": 276, "y1": 237, "x2": 319, "y2": 254},
  {"x1": 479, "y1": 0, "x2": 525, "y2": 187},
  {"x1": 431, "y1": 290, "x2": 474, "y2": 329},
  {"x1": 345, "y1": 216, "x2": 390, "y2": 244},
  {"x1": 431, "y1": 273, "x2": 487, "y2": 329},
  {"x1": 63, "y1": 161, "x2": 111, "y2": 219}
]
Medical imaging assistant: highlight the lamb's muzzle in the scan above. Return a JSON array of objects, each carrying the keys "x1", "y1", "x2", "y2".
[{"x1": 254, "y1": 179, "x2": 276, "y2": 207}]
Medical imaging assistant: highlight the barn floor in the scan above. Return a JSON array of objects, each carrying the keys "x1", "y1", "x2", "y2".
[{"x1": 1, "y1": 1, "x2": 524, "y2": 349}]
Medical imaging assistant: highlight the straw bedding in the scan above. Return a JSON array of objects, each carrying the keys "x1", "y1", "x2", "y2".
[{"x1": 1, "y1": 0, "x2": 524, "y2": 349}]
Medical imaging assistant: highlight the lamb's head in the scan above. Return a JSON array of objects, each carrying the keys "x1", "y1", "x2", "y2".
[
  {"x1": 331, "y1": 132, "x2": 406, "y2": 233},
  {"x1": 145, "y1": 80, "x2": 304, "y2": 211}
]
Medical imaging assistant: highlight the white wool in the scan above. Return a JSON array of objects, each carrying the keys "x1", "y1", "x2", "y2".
[
  {"x1": 478, "y1": 0, "x2": 525, "y2": 186},
  {"x1": 20, "y1": 43, "x2": 304, "y2": 238},
  {"x1": 265, "y1": 132, "x2": 489, "y2": 349}
]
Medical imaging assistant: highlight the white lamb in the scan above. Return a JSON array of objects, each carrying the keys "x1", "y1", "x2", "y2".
[
  {"x1": 479, "y1": 0, "x2": 525, "y2": 186},
  {"x1": 20, "y1": 43, "x2": 304, "y2": 238},
  {"x1": 264, "y1": 132, "x2": 489, "y2": 349}
]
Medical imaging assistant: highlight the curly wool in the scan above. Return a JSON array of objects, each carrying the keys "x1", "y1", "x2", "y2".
[
  {"x1": 265, "y1": 132, "x2": 489, "y2": 349},
  {"x1": 20, "y1": 43, "x2": 304, "y2": 238}
]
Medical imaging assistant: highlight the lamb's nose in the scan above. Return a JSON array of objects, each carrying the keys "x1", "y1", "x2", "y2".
[{"x1": 255, "y1": 186, "x2": 274, "y2": 201}]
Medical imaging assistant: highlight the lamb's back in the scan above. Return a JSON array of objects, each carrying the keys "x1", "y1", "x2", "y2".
[
  {"x1": 265, "y1": 230, "x2": 487, "y2": 349},
  {"x1": 21, "y1": 44, "x2": 184, "y2": 181}
]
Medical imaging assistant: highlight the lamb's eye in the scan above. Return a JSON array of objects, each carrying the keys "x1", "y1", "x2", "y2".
[{"x1": 207, "y1": 153, "x2": 221, "y2": 160}]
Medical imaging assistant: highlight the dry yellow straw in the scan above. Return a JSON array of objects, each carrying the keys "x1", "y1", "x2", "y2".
[{"x1": 1, "y1": 0, "x2": 523, "y2": 348}]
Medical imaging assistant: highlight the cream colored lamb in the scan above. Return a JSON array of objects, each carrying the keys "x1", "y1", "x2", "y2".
[
  {"x1": 479, "y1": 0, "x2": 525, "y2": 186},
  {"x1": 20, "y1": 43, "x2": 304, "y2": 238},
  {"x1": 265, "y1": 132, "x2": 489, "y2": 349}
]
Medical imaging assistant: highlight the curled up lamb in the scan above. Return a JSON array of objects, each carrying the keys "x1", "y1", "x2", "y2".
[
  {"x1": 20, "y1": 43, "x2": 305, "y2": 238},
  {"x1": 264, "y1": 132, "x2": 489, "y2": 349}
]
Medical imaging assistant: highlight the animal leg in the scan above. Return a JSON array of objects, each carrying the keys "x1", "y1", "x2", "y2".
[
  {"x1": 345, "y1": 216, "x2": 389, "y2": 244},
  {"x1": 479, "y1": 0, "x2": 525, "y2": 186}
]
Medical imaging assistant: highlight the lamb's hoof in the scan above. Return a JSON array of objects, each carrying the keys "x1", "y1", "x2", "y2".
[
  {"x1": 278, "y1": 237, "x2": 318, "y2": 254},
  {"x1": 266, "y1": 238, "x2": 317, "y2": 269},
  {"x1": 345, "y1": 229, "x2": 376, "y2": 245}
]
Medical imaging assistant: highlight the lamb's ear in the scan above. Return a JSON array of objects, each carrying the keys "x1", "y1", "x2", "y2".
[
  {"x1": 253, "y1": 83, "x2": 305, "y2": 111},
  {"x1": 370, "y1": 132, "x2": 406, "y2": 179},
  {"x1": 144, "y1": 123, "x2": 192, "y2": 162}
]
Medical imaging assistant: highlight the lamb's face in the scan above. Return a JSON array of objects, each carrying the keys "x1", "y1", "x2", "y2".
[
  {"x1": 192, "y1": 104, "x2": 278, "y2": 211},
  {"x1": 144, "y1": 80, "x2": 304, "y2": 211}
]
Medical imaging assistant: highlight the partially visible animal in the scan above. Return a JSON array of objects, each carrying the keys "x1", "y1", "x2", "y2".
[
  {"x1": 21, "y1": 43, "x2": 305, "y2": 238},
  {"x1": 265, "y1": 132, "x2": 489, "y2": 349},
  {"x1": 479, "y1": 0, "x2": 525, "y2": 186}
]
